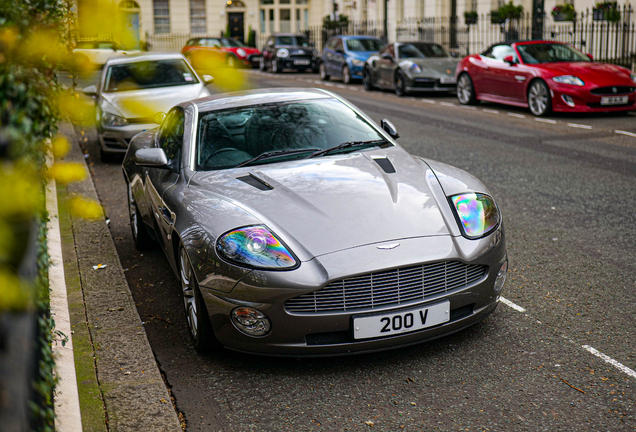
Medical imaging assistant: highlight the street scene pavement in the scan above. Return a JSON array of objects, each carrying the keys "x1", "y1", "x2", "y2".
[{"x1": 66, "y1": 68, "x2": 636, "y2": 431}]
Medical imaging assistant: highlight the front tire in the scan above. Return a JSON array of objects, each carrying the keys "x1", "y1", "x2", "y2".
[
  {"x1": 457, "y1": 73, "x2": 478, "y2": 105},
  {"x1": 259, "y1": 57, "x2": 266, "y2": 71},
  {"x1": 127, "y1": 183, "x2": 152, "y2": 250},
  {"x1": 394, "y1": 71, "x2": 406, "y2": 97},
  {"x1": 271, "y1": 59, "x2": 279, "y2": 73},
  {"x1": 178, "y1": 245, "x2": 216, "y2": 352},
  {"x1": 528, "y1": 80, "x2": 552, "y2": 116},
  {"x1": 319, "y1": 62, "x2": 329, "y2": 80},
  {"x1": 362, "y1": 68, "x2": 374, "y2": 91},
  {"x1": 342, "y1": 65, "x2": 352, "y2": 84}
]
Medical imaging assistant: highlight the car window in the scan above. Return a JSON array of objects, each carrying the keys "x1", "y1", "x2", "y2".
[
  {"x1": 186, "y1": 39, "x2": 198, "y2": 46},
  {"x1": 222, "y1": 38, "x2": 245, "y2": 47},
  {"x1": 104, "y1": 59, "x2": 199, "y2": 92},
  {"x1": 345, "y1": 38, "x2": 382, "y2": 52},
  {"x1": 334, "y1": 39, "x2": 343, "y2": 52},
  {"x1": 196, "y1": 98, "x2": 386, "y2": 171},
  {"x1": 485, "y1": 45, "x2": 516, "y2": 62},
  {"x1": 387, "y1": 45, "x2": 396, "y2": 58},
  {"x1": 397, "y1": 44, "x2": 426, "y2": 59},
  {"x1": 326, "y1": 38, "x2": 338, "y2": 50},
  {"x1": 76, "y1": 41, "x2": 96, "y2": 49},
  {"x1": 276, "y1": 35, "x2": 309, "y2": 47},
  {"x1": 411, "y1": 43, "x2": 448, "y2": 58},
  {"x1": 158, "y1": 109, "x2": 185, "y2": 162},
  {"x1": 202, "y1": 38, "x2": 221, "y2": 47},
  {"x1": 517, "y1": 43, "x2": 590, "y2": 64}
]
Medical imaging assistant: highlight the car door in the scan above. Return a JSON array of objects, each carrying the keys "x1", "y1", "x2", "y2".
[
  {"x1": 322, "y1": 37, "x2": 336, "y2": 74},
  {"x1": 480, "y1": 44, "x2": 528, "y2": 101},
  {"x1": 146, "y1": 108, "x2": 184, "y2": 252},
  {"x1": 330, "y1": 38, "x2": 346, "y2": 76},
  {"x1": 378, "y1": 44, "x2": 396, "y2": 87}
]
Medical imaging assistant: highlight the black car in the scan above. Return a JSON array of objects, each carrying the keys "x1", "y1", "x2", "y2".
[{"x1": 259, "y1": 33, "x2": 319, "y2": 73}]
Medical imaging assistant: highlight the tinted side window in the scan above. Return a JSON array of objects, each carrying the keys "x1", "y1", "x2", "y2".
[
  {"x1": 334, "y1": 39, "x2": 343, "y2": 52},
  {"x1": 326, "y1": 38, "x2": 338, "y2": 50},
  {"x1": 158, "y1": 109, "x2": 185, "y2": 163}
]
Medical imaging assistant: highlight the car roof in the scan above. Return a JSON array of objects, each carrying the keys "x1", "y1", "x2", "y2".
[
  {"x1": 104, "y1": 52, "x2": 186, "y2": 65},
  {"x1": 339, "y1": 35, "x2": 382, "y2": 40},
  {"x1": 188, "y1": 88, "x2": 335, "y2": 112},
  {"x1": 273, "y1": 33, "x2": 308, "y2": 37}
]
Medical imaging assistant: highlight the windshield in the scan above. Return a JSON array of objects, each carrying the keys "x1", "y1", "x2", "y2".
[
  {"x1": 196, "y1": 98, "x2": 386, "y2": 170},
  {"x1": 345, "y1": 38, "x2": 383, "y2": 52},
  {"x1": 276, "y1": 35, "x2": 310, "y2": 47},
  {"x1": 398, "y1": 43, "x2": 448, "y2": 58},
  {"x1": 222, "y1": 38, "x2": 245, "y2": 47},
  {"x1": 517, "y1": 43, "x2": 590, "y2": 64},
  {"x1": 104, "y1": 59, "x2": 199, "y2": 92}
]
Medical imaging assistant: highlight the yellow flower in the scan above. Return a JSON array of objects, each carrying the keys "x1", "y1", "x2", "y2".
[
  {"x1": 47, "y1": 162, "x2": 87, "y2": 184},
  {"x1": 68, "y1": 196, "x2": 103, "y2": 220}
]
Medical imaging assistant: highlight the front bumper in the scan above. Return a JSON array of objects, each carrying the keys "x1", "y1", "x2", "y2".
[
  {"x1": 245, "y1": 54, "x2": 261, "y2": 68},
  {"x1": 550, "y1": 83, "x2": 636, "y2": 112},
  {"x1": 199, "y1": 232, "x2": 506, "y2": 356},
  {"x1": 406, "y1": 76, "x2": 457, "y2": 93},
  {"x1": 277, "y1": 57, "x2": 317, "y2": 71},
  {"x1": 99, "y1": 123, "x2": 156, "y2": 154}
]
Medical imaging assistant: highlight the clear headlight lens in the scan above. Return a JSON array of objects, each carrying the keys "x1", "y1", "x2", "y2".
[
  {"x1": 231, "y1": 307, "x2": 271, "y2": 336},
  {"x1": 276, "y1": 48, "x2": 289, "y2": 58},
  {"x1": 405, "y1": 61, "x2": 422, "y2": 74},
  {"x1": 552, "y1": 75, "x2": 585, "y2": 86},
  {"x1": 216, "y1": 225, "x2": 298, "y2": 269},
  {"x1": 351, "y1": 58, "x2": 365, "y2": 67},
  {"x1": 236, "y1": 48, "x2": 246, "y2": 57},
  {"x1": 630, "y1": 73, "x2": 636, "y2": 84},
  {"x1": 450, "y1": 193, "x2": 500, "y2": 239},
  {"x1": 102, "y1": 112, "x2": 129, "y2": 126}
]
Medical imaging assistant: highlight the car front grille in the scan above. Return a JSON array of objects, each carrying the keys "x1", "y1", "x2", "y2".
[
  {"x1": 285, "y1": 261, "x2": 487, "y2": 314},
  {"x1": 590, "y1": 86, "x2": 636, "y2": 95}
]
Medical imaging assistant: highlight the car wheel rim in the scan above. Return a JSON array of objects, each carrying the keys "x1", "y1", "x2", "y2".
[
  {"x1": 343, "y1": 67, "x2": 350, "y2": 83},
  {"x1": 458, "y1": 75, "x2": 472, "y2": 104},
  {"x1": 363, "y1": 71, "x2": 370, "y2": 88},
  {"x1": 320, "y1": 64, "x2": 326, "y2": 79},
  {"x1": 228, "y1": 57, "x2": 235, "y2": 68},
  {"x1": 127, "y1": 185, "x2": 138, "y2": 240},
  {"x1": 179, "y1": 248, "x2": 198, "y2": 339},
  {"x1": 529, "y1": 83, "x2": 548, "y2": 115},
  {"x1": 259, "y1": 57, "x2": 264, "y2": 70},
  {"x1": 273, "y1": 61, "x2": 277, "y2": 72},
  {"x1": 396, "y1": 74, "x2": 404, "y2": 95}
]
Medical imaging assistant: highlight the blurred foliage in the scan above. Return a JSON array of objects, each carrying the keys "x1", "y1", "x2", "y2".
[{"x1": 323, "y1": 14, "x2": 350, "y2": 30}]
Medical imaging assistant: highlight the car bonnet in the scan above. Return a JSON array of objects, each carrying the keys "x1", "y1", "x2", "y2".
[
  {"x1": 101, "y1": 84, "x2": 204, "y2": 119},
  {"x1": 192, "y1": 146, "x2": 451, "y2": 258}
]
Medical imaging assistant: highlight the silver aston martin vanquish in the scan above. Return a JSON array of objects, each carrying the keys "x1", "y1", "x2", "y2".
[{"x1": 122, "y1": 88, "x2": 507, "y2": 356}]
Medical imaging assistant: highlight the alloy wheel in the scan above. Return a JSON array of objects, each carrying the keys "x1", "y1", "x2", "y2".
[
  {"x1": 457, "y1": 74, "x2": 473, "y2": 105},
  {"x1": 179, "y1": 247, "x2": 198, "y2": 340},
  {"x1": 320, "y1": 63, "x2": 329, "y2": 80},
  {"x1": 343, "y1": 65, "x2": 351, "y2": 84},
  {"x1": 272, "y1": 60, "x2": 278, "y2": 73},
  {"x1": 259, "y1": 57, "x2": 266, "y2": 71},
  {"x1": 395, "y1": 72, "x2": 405, "y2": 96},
  {"x1": 127, "y1": 184, "x2": 138, "y2": 240},
  {"x1": 528, "y1": 81, "x2": 550, "y2": 116}
]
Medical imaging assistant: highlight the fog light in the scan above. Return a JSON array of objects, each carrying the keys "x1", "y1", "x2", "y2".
[
  {"x1": 561, "y1": 94, "x2": 575, "y2": 107},
  {"x1": 494, "y1": 260, "x2": 508, "y2": 293},
  {"x1": 231, "y1": 307, "x2": 271, "y2": 336}
]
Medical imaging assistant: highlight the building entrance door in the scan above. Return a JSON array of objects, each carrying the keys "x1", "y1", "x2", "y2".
[{"x1": 228, "y1": 12, "x2": 245, "y2": 42}]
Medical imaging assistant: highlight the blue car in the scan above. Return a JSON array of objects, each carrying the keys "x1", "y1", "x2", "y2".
[{"x1": 320, "y1": 35, "x2": 384, "y2": 84}]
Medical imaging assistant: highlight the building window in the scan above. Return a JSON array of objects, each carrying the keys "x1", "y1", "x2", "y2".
[
  {"x1": 190, "y1": 0, "x2": 206, "y2": 34},
  {"x1": 280, "y1": 9, "x2": 291, "y2": 32},
  {"x1": 153, "y1": 0, "x2": 170, "y2": 34}
]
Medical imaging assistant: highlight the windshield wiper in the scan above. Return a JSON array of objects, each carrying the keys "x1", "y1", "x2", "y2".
[
  {"x1": 309, "y1": 139, "x2": 390, "y2": 158},
  {"x1": 235, "y1": 148, "x2": 321, "y2": 168}
]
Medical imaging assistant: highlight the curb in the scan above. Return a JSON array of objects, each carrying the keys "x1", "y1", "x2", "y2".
[{"x1": 54, "y1": 122, "x2": 182, "y2": 432}]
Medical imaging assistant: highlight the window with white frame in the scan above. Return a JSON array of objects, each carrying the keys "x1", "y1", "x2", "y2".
[
  {"x1": 154, "y1": 0, "x2": 170, "y2": 34},
  {"x1": 190, "y1": 0, "x2": 206, "y2": 34},
  {"x1": 259, "y1": 0, "x2": 309, "y2": 34}
]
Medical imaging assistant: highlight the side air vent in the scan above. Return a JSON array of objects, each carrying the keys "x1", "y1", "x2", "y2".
[
  {"x1": 237, "y1": 174, "x2": 273, "y2": 191},
  {"x1": 373, "y1": 157, "x2": 396, "y2": 174}
]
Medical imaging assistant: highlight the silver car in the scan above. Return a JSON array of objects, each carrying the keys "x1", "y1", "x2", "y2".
[
  {"x1": 83, "y1": 52, "x2": 213, "y2": 161},
  {"x1": 122, "y1": 88, "x2": 507, "y2": 356}
]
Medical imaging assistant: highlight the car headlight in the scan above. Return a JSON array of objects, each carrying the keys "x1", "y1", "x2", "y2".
[
  {"x1": 552, "y1": 75, "x2": 585, "y2": 86},
  {"x1": 450, "y1": 193, "x2": 500, "y2": 239},
  {"x1": 630, "y1": 73, "x2": 636, "y2": 84},
  {"x1": 236, "y1": 48, "x2": 246, "y2": 58},
  {"x1": 404, "y1": 61, "x2": 422, "y2": 74},
  {"x1": 102, "y1": 112, "x2": 129, "y2": 127},
  {"x1": 351, "y1": 58, "x2": 365, "y2": 67},
  {"x1": 216, "y1": 225, "x2": 298, "y2": 270},
  {"x1": 276, "y1": 48, "x2": 289, "y2": 58}
]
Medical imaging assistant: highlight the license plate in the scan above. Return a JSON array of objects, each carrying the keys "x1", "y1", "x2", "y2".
[
  {"x1": 440, "y1": 76, "x2": 456, "y2": 84},
  {"x1": 251, "y1": 55, "x2": 261, "y2": 60},
  {"x1": 294, "y1": 59, "x2": 310, "y2": 65},
  {"x1": 601, "y1": 95, "x2": 628, "y2": 105},
  {"x1": 352, "y1": 301, "x2": 450, "y2": 340}
]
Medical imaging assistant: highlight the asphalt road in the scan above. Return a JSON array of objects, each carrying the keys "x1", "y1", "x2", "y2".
[{"x1": 74, "y1": 68, "x2": 636, "y2": 431}]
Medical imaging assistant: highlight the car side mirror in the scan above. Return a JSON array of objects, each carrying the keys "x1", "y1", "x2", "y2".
[
  {"x1": 381, "y1": 53, "x2": 394, "y2": 62},
  {"x1": 503, "y1": 55, "x2": 516, "y2": 65},
  {"x1": 82, "y1": 85, "x2": 97, "y2": 96},
  {"x1": 268, "y1": 41, "x2": 274, "y2": 47},
  {"x1": 133, "y1": 148, "x2": 169, "y2": 168},
  {"x1": 202, "y1": 74, "x2": 214, "y2": 84},
  {"x1": 154, "y1": 112, "x2": 166, "y2": 125},
  {"x1": 586, "y1": 53, "x2": 594, "y2": 61},
  {"x1": 381, "y1": 118, "x2": 399, "y2": 139}
]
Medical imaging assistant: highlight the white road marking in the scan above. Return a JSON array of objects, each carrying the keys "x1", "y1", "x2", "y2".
[
  {"x1": 499, "y1": 296, "x2": 527, "y2": 312},
  {"x1": 582, "y1": 345, "x2": 636, "y2": 380},
  {"x1": 421, "y1": 99, "x2": 436, "y2": 104},
  {"x1": 567, "y1": 123, "x2": 592, "y2": 129},
  {"x1": 615, "y1": 130, "x2": 636, "y2": 138},
  {"x1": 535, "y1": 118, "x2": 557, "y2": 124},
  {"x1": 461, "y1": 105, "x2": 477, "y2": 110},
  {"x1": 440, "y1": 102, "x2": 456, "y2": 107},
  {"x1": 483, "y1": 109, "x2": 499, "y2": 114},
  {"x1": 313, "y1": 80, "x2": 322, "y2": 84},
  {"x1": 336, "y1": 84, "x2": 347, "y2": 89},
  {"x1": 507, "y1": 113, "x2": 526, "y2": 118},
  {"x1": 323, "y1": 83, "x2": 335, "y2": 87}
]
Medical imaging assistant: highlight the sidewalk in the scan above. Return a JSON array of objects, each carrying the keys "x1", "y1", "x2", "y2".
[{"x1": 51, "y1": 122, "x2": 182, "y2": 431}]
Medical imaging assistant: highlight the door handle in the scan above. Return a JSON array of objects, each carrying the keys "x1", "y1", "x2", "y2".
[{"x1": 160, "y1": 206, "x2": 174, "y2": 225}]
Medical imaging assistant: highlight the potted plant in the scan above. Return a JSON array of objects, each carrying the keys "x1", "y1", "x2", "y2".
[
  {"x1": 552, "y1": 3, "x2": 576, "y2": 21},
  {"x1": 491, "y1": 2, "x2": 523, "y2": 23},
  {"x1": 593, "y1": 1, "x2": 620, "y2": 21},
  {"x1": 464, "y1": 10, "x2": 478, "y2": 25}
]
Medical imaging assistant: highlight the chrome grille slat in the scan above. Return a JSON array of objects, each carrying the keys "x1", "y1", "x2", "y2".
[{"x1": 286, "y1": 261, "x2": 488, "y2": 313}]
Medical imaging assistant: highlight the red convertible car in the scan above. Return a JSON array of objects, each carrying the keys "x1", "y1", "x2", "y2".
[
  {"x1": 456, "y1": 40, "x2": 636, "y2": 116},
  {"x1": 182, "y1": 37, "x2": 261, "y2": 69}
]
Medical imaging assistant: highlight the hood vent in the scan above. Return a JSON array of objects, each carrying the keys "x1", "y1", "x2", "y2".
[
  {"x1": 237, "y1": 174, "x2": 273, "y2": 191},
  {"x1": 372, "y1": 157, "x2": 396, "y2": 174}
]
